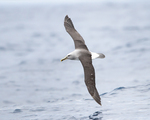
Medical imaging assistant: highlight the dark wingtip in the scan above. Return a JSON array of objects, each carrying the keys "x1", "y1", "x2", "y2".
[
  {"x1": 99, "y1": 102, "x2": 102, "y2": 106},
  {"x1": 64, "y1": 15, "x2": 75, "y2": 30},
  {"x1": 65, "y1": 15, "x2": 69, "y2": 20},
  {"x1": 92, "y1": 89, "x2": 102, "y2": 106},
  {"x1": 95, "y1": 98, "x2": 102, "y2": 106},
  {"x1": 98, "y1": 99, "x2": 102, "y2": 106}
]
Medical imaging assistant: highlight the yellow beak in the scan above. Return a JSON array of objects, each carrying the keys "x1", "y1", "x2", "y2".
[{"x1": 61, "y1": 56, "x2": 68, "y2": 61}]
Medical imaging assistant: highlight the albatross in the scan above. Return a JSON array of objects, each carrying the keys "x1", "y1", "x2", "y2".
[{"x1": 61, "y1": 15, "x2": 105, "y2": 105}]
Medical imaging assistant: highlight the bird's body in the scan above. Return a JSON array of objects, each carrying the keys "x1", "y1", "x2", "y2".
[
  {"x1": 61, "y1": 15, "x2": 105, "y2": 105},
  {"x1": 61, "y1": 49, "x2": 104, "y2": 61}
]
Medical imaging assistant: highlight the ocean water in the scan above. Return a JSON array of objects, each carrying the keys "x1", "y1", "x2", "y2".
[{"x1": 0, "y1": 1, "x2": 150, "y2": 120}]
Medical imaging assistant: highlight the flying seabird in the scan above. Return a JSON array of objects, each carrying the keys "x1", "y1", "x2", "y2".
[{"x1": 61, "y1": 15, "x2": 105, "y2": 105}]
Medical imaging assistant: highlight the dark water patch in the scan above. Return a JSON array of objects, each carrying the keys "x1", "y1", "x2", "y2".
[
  {"x1": 15, "y1": 52, "x2": 26, "y2": 56},
  {"x1": 145, "y1": 83, "x2": 150, "y2": 86},
  {"x1": 19, "y1": 60, "x2": 27, "y2": 65},
  {"x1": 56, "y1": 78, "x2": 60, "y2": 81},
  {"x1": 26, "y1": 48, "x2": 34, "y2": 52},
  {"x1": 123, "y1": 38, "x2": 150, "y2": 52},
  {"x1": 20, "y1": 69, "x2": 52, "y2": 72},
  {"x1": 35, "y1": 88, "x2": 40, "y2": 91},
  {"x1": 131, "y1": 48, "x2": 147, "y2": 52},
  {"x1": 123, "y1": 26, "x2": 141, "y2": 31},
  {"x1": 38, "y1": 59, "x2": 46, "y2": 65},
  {"x1": 144, "y1": 26, "x2": 150, "y2": 30},
  {"x1": 100, "y1": 92, "x2": 108, "y2": 96},
  {"x1": 3, "y1": 100, "x2": 14, "y2": 104},
  {"x1": 113, "y1": 46, "x2": 122, "y2": 50},
  {"x1": 71, "y1": 94, "x2": 82, "y2": 97},
  {"x1": 89, "y1": 111, "x2": 103, "y2": 120},
  {"x1": 94, "y1": 26, "x2": 114, "y2": 32},
  {"x1": 100, "y1": 87, "x2": 126, "y2": 97},
  {"x1": 13, "y1": 109, "x2": 22, "y2": 113},
  {"x1": 126, "y1": 43, "x2": 132, "y2": 48},
  {"x1": 0, "y1": 46, "x2": 6, "y2": 51},
  {"x1": 137, "y1": 38, "x2": 149, "y2": 43},
  {"x1": 45, "y1": 96, "x2": 65, "y2": 103},
  {"x1": 64, "y1": 116, "x2": 89, "y2": 120},
  {"x1": 0, "y1": 75, "x2": 6, "y2": 79},
  {"x1": 30, "y1": 107, "x2": 46, "y2": 112},
  {"x1": 124, "y1": 83, "x2": 150, "y2": 91},
  {"x1": 124, "y1": 48, "x2": 148, "y2": 53},
  {"x1": 1, "y1": 44, "x2": 14, "y2": 51},
  {"x1": 84, "y1": 98, "x2": 93, "y2": 101},
  {"x1": 113, "y1": 87, "x2": 126, "y2": 91},
  {"x1": 16, "y1": 88, "x2": 21, "y2": 91},
  {"x1": 50, "y1": 32, "x2": 57, "y2": 38},
  {"x1": 67, "y1": 116, "x2": 77, "y2": 120},
  {"x1": 49, "y1": 87, "x2": 67, "y2": 91},
  {"x1": 15, "y1": 24, "x2": 25, "y2": 30},
  {"x1": 102, "y1": 87, "x2": 126, "y2": 96},
  {"x1": 106, "y1": 84, "x2": 150, "y2": 96},
  {"x1": 23, "y1": 114, "x2": 37, "y2": 118},
  {"x1": 26, "y1": 100, "x2": 34, "y2": 104},
  {"x1": 110, "y1": 92, "x2": 117, "y2": 96},
  {"x1": 136, "y1": 83, "x2": 150, "y2": 93},
  {"x1": 80, "y1": 117, "x2": 89, "y2": 120},
  {"x1": 52, "y1": 107, "x2": 60, "y2": 111},
  {"x1": 45, "y1": 98, "x2": 59, "y2": 103},
  {"x1": 32, "y1": 33, "x2": 42, "y2": 38},
  {"x1": 93, "y1": 111, "x2": 102, "y2": 116},
  {"x1": 72, "y1": 80, "x2": 80, "y2": 85}
]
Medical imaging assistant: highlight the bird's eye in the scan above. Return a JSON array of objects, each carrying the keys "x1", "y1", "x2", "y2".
[{"x1": 68, "y1": 55, "x2": 70, "y2": 57}]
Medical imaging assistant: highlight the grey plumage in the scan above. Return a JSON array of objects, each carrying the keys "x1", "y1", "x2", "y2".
[
  {"x1": 63, "y1": 15, "x2": 102, "y2": 105},
  {"x1": 64, "y1": 15, "x2": 89, "y2": 50}
]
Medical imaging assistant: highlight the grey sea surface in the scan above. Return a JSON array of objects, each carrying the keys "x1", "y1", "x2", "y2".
[{"x1": 0, "y1": 1, "x2": 150, "y2": 120}]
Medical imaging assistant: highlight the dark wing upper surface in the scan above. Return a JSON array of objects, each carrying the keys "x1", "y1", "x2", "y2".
[
  {"x1": 64, "y1": 15, "x2": 101, "y2": 105},
  {"x1": 64, "y1": 15, "x2": 89, "y2": 50},
  {"x1": 79, "y1": 54, "x2": 101, "y2": 105}
]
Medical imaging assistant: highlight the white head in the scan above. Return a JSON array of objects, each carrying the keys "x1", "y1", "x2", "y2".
[
  {"x1": 61, "y1": 50, "x2": 80, "y2": 61},
  {"x1": 61, "y1": 54, "x2": 76, "y2": 61}
]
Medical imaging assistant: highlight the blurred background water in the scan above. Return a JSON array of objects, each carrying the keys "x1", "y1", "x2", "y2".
[{"x1": 0, "y1": 0, "x2": 150, "y2": 120}]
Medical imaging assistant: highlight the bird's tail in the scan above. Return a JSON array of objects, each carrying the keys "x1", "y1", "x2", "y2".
[{"x1": 98, "y1": 53, "x2": 105, "y2": 58}]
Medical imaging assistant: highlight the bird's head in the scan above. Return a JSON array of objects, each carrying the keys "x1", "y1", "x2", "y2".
[
  {"x1": 61, "y1": 53, "x2": 78, "y2": 61},
  {"x1": 61, "y1": 50, "x2": 80, "y2": 62},
  {"x1": 61, "y1": 54, "x2": 69, "y2": 61}
]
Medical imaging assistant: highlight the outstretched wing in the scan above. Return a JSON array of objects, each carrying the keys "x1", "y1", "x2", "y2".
[
  {"x1": 64, "y1": 15, "x2": 89, "y2": 50},
  {"x1": 79, "y1": 54, "x2": 101, "y2": 105}
]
